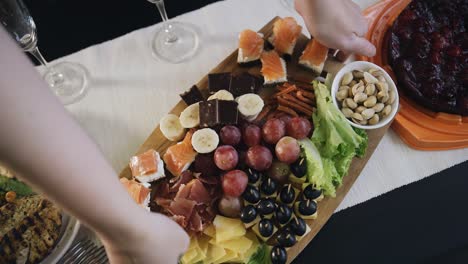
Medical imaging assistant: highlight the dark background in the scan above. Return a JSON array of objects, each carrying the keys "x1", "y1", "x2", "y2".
[
  {"x1": 24, "y1": 0, "x2": 218, "y2": 62},
  {"x1": 22, "y1": 0, "x2": 468, "y2": 263}
]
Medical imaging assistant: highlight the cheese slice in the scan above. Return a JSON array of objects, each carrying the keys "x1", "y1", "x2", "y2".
[
  {"x1": 206, "y1": 244, "x2": 226, "y2": 264},
  {"x1": 203, "y1": 224, "x2": 216, "y2": 238},
  {"x1": 180, "y1": 248, "x2": 198, "y2": 264},
  {"x1": 213, "y1": 249, "x2": 238, "y2": 264},
  {"x1": 214, "y1": 216, "x2": 246, "y2": 242},
  {"x1": 218, "y1": 236, "x2": 253, "y2": 254}
]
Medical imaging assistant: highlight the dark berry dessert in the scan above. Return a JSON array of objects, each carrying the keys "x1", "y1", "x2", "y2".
[{"x1": 388, "y1": 0, "x2": 468, "y2": 115}]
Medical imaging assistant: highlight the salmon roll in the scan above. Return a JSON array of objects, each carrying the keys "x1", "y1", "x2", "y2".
[
  {"x1": 260, "y1": 50, "x2": 287, "y2": 85},
  {"x1": 268, "y1": 17, "x2": 302, "y2": 56},
  {"x1": 299, "y1": 39, "x2": 329, "y2": 75},
  {"x1": 238, "y1": 29, "x2": 264, "y2": 64},
  {"x1": 163, "y1": 131, "x2": 197, "y2": 177},
  {"x1": 129, "y1": 149, "x2": 165, "y2": 183},
  {"x1": 120, "y1": 178, "x2": 151, "y2": 210}
]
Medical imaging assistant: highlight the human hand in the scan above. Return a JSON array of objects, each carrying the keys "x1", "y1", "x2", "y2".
[
  {"x1": 295, "y1": 0, "x2": 376, "y2": 57},
  {"x1": 100, "y1": 211, "x2": 189, "y2": 264}
]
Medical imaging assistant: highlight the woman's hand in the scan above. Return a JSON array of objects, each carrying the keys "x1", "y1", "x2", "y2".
[
  {"x1": 295, "y1": 0, "x2": 376, "y2": 57},
  {"x1": 100, "y1": 211, "x2": 189, "y2": 264}
]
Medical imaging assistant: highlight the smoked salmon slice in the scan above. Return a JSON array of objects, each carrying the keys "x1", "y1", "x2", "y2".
[
  {"x1": 269, "y1": 17, "x2": 302, "y2": 55},
  {"x1": 120, "y1": 178, "x2": 151, "y2": 210},
  {"x1": 238, "y1": 29, "x2": 264, "y2": 63},
  {"x1": 163, "y1": 131, "x2": 197, "y2": 177},
  {"x1": 299, "y1": 39, "x2": 329, "y2": 75},
  {"x1": 261, "y1": 50, "x2": 287, "y2": 85}
]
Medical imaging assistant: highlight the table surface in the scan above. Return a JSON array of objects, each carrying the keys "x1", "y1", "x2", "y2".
[
  {"x1": 43, "y1": 0, "x2": 467, "y2": 211},
  {"x1": 25, "y1": 0, "x2": 468, "y2": 263}
]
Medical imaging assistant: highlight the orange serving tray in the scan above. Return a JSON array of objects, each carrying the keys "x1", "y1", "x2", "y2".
[{"x1": 357, "y1": 0, "x2": 468, "y2": 150}]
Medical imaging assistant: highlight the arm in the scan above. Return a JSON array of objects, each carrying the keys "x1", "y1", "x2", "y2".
[
  {"x1": 295, "y1": 0, "x2": 376, "y2": 57},
  {"x1": 0, "y1": 27, "x2": 188, "y2": 263}
]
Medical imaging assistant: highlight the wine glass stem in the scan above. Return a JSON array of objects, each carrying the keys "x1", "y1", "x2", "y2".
[
  {"x1": 154, "y1": 0, "x2": 178, "y2": 43},
  {"x1": 28, "y1": 46, "x2": 64, "y2": 87}
]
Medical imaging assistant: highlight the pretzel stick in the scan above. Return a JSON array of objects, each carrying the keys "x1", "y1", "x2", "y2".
[
  {"x1": 277, "y1": 105, "x2": 299, "y2": 117},
  {"x1": 276, "y1": 85, "x2": 297, "y2": 96},
  {"x1": 296, "y1": 91, "x2": 313, "y2": 104},
  {"x1": 281, "y1": 94, "x2": 315, "y2": 112},
  {"x1": 254, "y1": 104, "x2": 274, "y2": 122},
  {"x1": 278, "y1": 83, "x2": 294, "y2": 90},
  {"x1": 277, "y1": 97, "x2": 314, "y2": 116},
  {"x1": 297, "y1": 89, "x2": 315, "y2": 100}
]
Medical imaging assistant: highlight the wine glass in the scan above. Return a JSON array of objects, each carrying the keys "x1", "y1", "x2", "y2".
[
  {"x1": 0, "y1": 0, "x2": 89, "y2": 105},
  {"x1": 147, "y1": 0, "x2": 200, "y2": 64},
  {"x1": 280, "y1": 0, "x2": 295, "y2": 11}
]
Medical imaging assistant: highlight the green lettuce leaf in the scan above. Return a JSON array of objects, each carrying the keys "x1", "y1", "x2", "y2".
[
  {"x1": 303, "y1": 79, "x2": 368, "y2": 195},
  {"x1": 248, "y1": 244, "x2": 271, "y2": 264},
  {"x1": 299, "y1": 139, "x2": 336, "y2": 196},
  {"x1": 311, "y1": 80, "x2": 365, "y2": 157},
  {"x1": 353, "y1": 127, "x2": 368, "y2": 158},
  {"x1": 0, "y1": 175, "x2": 34, "y2": 197}
]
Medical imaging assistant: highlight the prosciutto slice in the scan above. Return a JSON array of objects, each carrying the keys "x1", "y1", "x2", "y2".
[
  {"x1": 168, "y1": 198, "x2": 196, "y2": 221},
  {"x1": 170, "y1": 171, "x2": 194, "y2": 193},
  {"x1": 189, "y1": 179, "x2": 211, "y2": 204},
  {"x1": 152, "y1": 170, "x2": 220, "y2": 233}
]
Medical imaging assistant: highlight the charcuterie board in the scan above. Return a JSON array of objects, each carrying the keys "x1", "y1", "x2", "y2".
[{"x1": 119, "y1": 17, "x2": 390, "y2": 263}]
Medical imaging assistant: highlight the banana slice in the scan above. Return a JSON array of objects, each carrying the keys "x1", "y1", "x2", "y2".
[
  {"x1": 237, "y1": 93, "x2": 264, "y2": 121},
  {"x1": 159, "y1": 114, "x2": 186, "y2": 141},
  {"x1": 208, "y1": 89, "x2": 234, "y2": 101},
  {"x1": 179, "y1": 103, "x2": 200, "y2": 128},
  {"x1": 191, "y1": 128, "x2": 219, "y2": 154}
]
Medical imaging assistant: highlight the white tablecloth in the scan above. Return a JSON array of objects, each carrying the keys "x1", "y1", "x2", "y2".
[{"x1": 46, "y1": 0, "x2": 467, "y2": 212}]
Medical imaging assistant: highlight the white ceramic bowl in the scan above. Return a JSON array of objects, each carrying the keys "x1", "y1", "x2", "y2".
[{"x1": 331, "y1": 61, "x2": 399, "y2": 130}]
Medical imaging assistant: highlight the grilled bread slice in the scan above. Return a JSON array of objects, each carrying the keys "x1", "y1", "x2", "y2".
[{"x1": 0, "y1": 195, "x2": 44, "y2": 237}]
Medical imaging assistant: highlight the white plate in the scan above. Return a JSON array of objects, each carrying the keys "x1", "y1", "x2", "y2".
[{"x1": 40, "y1": 214, "x2": 80, "y2": 264}]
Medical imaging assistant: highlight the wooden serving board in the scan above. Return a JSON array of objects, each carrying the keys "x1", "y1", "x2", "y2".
[{"x1": 119, "y1": 17, "x2": 390, "y2": 264}]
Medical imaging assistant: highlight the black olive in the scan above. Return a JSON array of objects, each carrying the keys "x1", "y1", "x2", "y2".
[
  {"x1": 240, "y1": 205, "x2": 257, "y2": 224},
  {"x1": 260, "y1": 177, "x2": 277, "y2": 196},
  {"x1": 247, "y1": 168, "x2": 261, "y2": 184},
  {"x1": 275, "y1": 203, "x2": 292, "y2": 225},
  {"x1": 282, "y1": 225, "x2": 293, "y2": 234},
  {"x1": 242, "y1": 185, "x2": 260, "y2": 204},
  {"x1": 298, "y1": 199, "x2": 317, "y2": 216},
  {"x1": 279, "y1": 184, "x2": 296, "y2": 204},
  {"x1": 303, "y1": 185, "x2": 322, "y2": 200},
  {"x1": 257, "y1": 198, "x2": 276, "y2": 215},
  {"x1": 290, "y1": 217, "x2": 307, "y2": 236},
  {"x1": 277, "y1": 230, "x2": 297, "y2": 247},
  {"x1": 258, "y1": 219, "x2": 274, "y2": 237},
  {"x1": 271, "y1": 246, "x2": 287, "y2": 264},
  {"x1": 290, "y1": 157, "x2": 307, "y2": 178}
]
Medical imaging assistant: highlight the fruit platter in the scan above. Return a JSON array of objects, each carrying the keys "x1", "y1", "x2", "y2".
[{"x1": 119, "y1": 17, "x2": 392, "y2": 264}]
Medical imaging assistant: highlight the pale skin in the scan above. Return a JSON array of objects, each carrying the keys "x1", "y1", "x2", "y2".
[
  {"x1": 0, "y1": 27, "x2": 189, "y2": 264},
  {"x1": 295, "y1": 0, "x2": 377, "y2": 57},
  {"x1": 0, "y1": 1, "x2": 373, "y2": 263}
]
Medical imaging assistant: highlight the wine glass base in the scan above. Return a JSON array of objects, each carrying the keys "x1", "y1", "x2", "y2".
[
  {"x1": 44, "y1": 62, "x2": 89, "y2": 105},
  {"x1": 151, "y1": 21, "x2": 200, "y2": 64}
]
